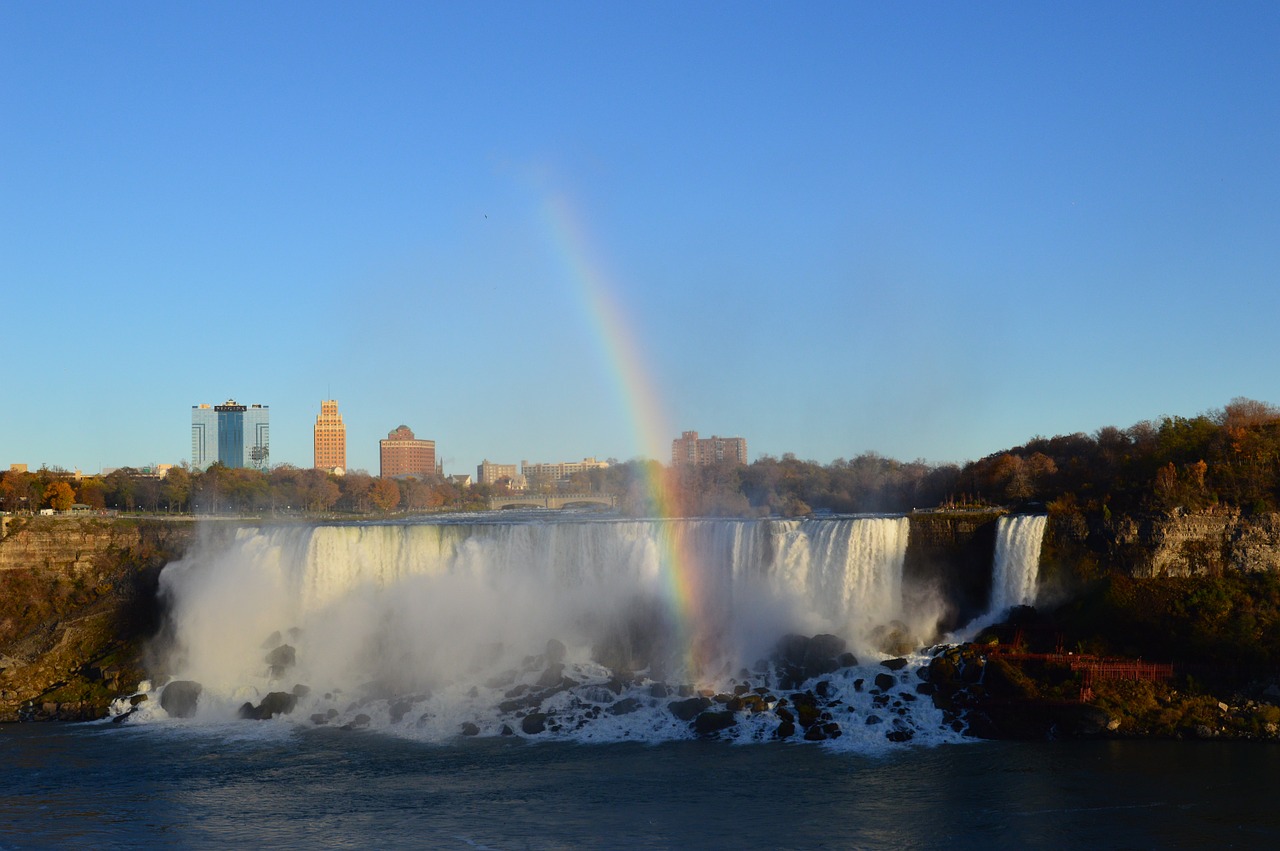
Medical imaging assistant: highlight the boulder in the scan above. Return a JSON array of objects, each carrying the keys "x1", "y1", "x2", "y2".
[
  {"x1": 159, "y1": 680, "x2": 203, "y2": 718},
  {"x1": 544, "y1": 639, "x2": 567, "y2": 665},
  {"x1": 668, "y1": 696, "x2": 712, "y2": 721},
  {"x1": 607, "y1": 697, "x2": 642, "y2": 716},
  {"x1": 693, "y1": 710, "x2": 738, "y2": 737},
  {"x1": 264, "y1": 644, "x2": 296, "y2": 668},
  {"x1": 239, "y1": 691, "x2": 298, "y2": 720},
  {"x1": 460, "y1": 722, "x2": 480, "y2": 736},
  {"x1": 521, "y1": 712, "x2": 548, "y2": 735},
  {"x1": 536, "y1": 663, "x2": 565, "y2": 688}
]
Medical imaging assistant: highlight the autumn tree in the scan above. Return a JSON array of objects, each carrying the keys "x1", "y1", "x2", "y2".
[
  {"x1": 76, "y1": 478, "x2": 106, "y2": 510},
  {"x1": 370, "y1": 477, "x2": 401, "y2": 512},
  {"x1": 43, "y1": 480, "x2": 75, "y2": 511}
]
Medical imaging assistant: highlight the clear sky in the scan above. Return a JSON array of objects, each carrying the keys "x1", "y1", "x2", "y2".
[{"x1": 2, "y1": 2, "x2": 1278, "y2": 476}]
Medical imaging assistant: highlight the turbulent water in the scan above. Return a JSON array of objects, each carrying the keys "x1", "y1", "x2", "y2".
[{"x1": 116, "y1": 514, "x2": 1043, "y2": 752}]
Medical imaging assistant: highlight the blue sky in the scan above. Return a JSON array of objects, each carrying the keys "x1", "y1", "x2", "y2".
[{"x1": 2, "y1": 2, "x2": 1278, "y2": 475}]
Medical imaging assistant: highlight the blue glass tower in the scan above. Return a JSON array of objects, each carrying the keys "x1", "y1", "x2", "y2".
[{"x1": 192, "y1": 400, "x2": 270, "y2": 469}]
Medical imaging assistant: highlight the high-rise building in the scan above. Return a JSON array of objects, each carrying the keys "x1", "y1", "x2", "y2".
[
  {"x1": 671, "y1": 431, "x2": 748, "y2": 466},
  {"x1": 191, "y1": 400, "x2": 270, "y2": 470},
  {"x1": 313, "y1": 400, "x2": 347, "y2": 472},
  {"x1": 191, "y1": 404, "x2": 217, "y2": 468},
  {"x1": 380, "y1": 425, "x2": 437, "y2": 479}
]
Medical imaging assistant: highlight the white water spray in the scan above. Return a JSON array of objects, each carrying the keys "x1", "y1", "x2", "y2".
[{"x1": 128, "y1": 516, "x2": 964, "y2": 749}]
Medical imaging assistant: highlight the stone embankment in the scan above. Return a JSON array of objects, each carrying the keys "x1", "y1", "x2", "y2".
[{"x1": 0, "y1": 516, "x2": 198, "y2": 721}]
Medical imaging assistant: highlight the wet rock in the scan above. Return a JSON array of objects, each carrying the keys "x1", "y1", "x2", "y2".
[
  {"x1": 522, "y1": 712, "x2": 548, "y2": 735},
  {"x1": 668, "y1": 696, "x2": 712, "y2": 721},
  {"x1": 838, "y1": 652, "x2": 859, "y2": 668},
  {"x1": 545, "y1": 639, "x2": 567, "y2": 665},
  {"x1": 649, "y1": 682, "x2": 670, "y2": 698},
  {"x1": 260, "y1": 630, "x2": 283, "y2": 650},
  {"x1": 790, "y1": 694, "x2": 820, "y2": 728},
  {"x1": 607, "y1": 697, "x2": 642, "y2": 716},
  {"x1": 390, "y1": 700, "x2": 413, "y2": 724},
  {"x1": 870, "y1": 621, "x2": 919, "y2": 657},
  {"x1": 775, "y1": 719, "x2": 796, "y2": 739},
  {"x1": 500, "y1": 724, "x2": 515, "y2": 736},
  {"x1": 159, "y1": 680, "x2": 202, "y2": 718},
  {"x1": 873, "y1": 673, "x2": 897, "y2": 692},
  {"x1": 803, "y1": 725, "x2": 827, "y2": 741},
  {"x1": 460, "y1": 722, "x2": 480, "y2": 736},
  {"x1": 310, "y1": 713, "x2": 329, "y2": 725},
  {"x1": 342, "y1": 713, "x2": 371, "y2": 730},
  {"x1": 693, "y1": 710, "x2": 738, "y2": 737},
  {"x1": 881, "y1": 657, "x2": 909, "y2": 671},
  {"x1": 239, "y1": 691, "x2": 298, "y2": 720},
  {"x1": 265, "y1": 644, "x2": 296, "y2": 668}
]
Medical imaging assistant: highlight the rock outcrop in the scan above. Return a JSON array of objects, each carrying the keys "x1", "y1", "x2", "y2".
[{"x1": 0, "y1": 516, "x2": 199, "y2": 721}]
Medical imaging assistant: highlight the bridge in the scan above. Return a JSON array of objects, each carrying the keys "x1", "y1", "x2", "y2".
[{"x1": 487, "y1": 493, "x2": 618, "y2": 511}]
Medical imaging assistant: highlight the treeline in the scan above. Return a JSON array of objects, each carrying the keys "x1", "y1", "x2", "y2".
[
  {"x1": 0, "y1": 464, "x2": 491, "y2": 516},
  {"x1": 631, "y1": 396, "x2": 1280, "y2": 517},
  {"x1": 4, "y1": 397, "x2": 1278, "y2": 518}
]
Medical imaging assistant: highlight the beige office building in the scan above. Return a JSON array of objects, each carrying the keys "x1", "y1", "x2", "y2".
[
  {"x1": 478, "y1": 459, "x2": 524, "y2": 489},
  {"x1": 520, "y1": 457, "x2": 609, "y2": 486},
  {"x1": 313, "y1": 400, "x2": 347, "y2": 472}
]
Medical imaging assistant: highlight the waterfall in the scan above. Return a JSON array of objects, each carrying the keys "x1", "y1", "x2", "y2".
[
  {"x1": 134, "y1": 515, "x2": 968, "y2": 748},
  {"x1": 988, "y1": 514, "x2": 1048, "y2": 616}
]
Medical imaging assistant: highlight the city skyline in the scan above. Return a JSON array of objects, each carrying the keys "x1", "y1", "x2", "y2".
[{"x1": 3, "y1": 5, "x2": 1278, "y2": 475}]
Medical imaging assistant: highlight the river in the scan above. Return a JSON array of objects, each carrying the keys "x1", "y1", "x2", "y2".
[{"x1": 2, "y1": 722, "x2": 1278, "y2": 849}]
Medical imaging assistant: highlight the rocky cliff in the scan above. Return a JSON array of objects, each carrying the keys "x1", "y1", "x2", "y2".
[
  {"x1": 0, "y1": 517, "x2": 198, "y2": 721},
  {"x1": 1043, "y1": 508, "x2": 1280, "y2": 581}
]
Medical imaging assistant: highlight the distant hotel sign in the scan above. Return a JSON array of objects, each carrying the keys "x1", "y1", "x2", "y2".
[{"x1": 216, "y1": 403, "x2": 247, "y2": 413}]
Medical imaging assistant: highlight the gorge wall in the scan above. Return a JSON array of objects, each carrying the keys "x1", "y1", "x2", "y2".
[
  {"x1": 0, "y1": 517, "x2": 200, "y2": 720},
  {"x1": 1042, "y1": 508, "x2": 1280, "y2": 581}
]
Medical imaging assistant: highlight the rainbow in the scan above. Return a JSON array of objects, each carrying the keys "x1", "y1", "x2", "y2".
[{"x1": 540, "y1": 192, "x2": 717, "y2": 680}]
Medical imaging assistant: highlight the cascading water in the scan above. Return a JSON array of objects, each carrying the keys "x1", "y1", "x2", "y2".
[
  {"x1": 989, "y1": 514, "x2": 1048, "y2": 615},
  {"x1": 121, "y1": 515, "x2": 964, "y2": 750},
  {"x1": 950, "y1": 513, "x2": 1050, "y2": 642}
]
